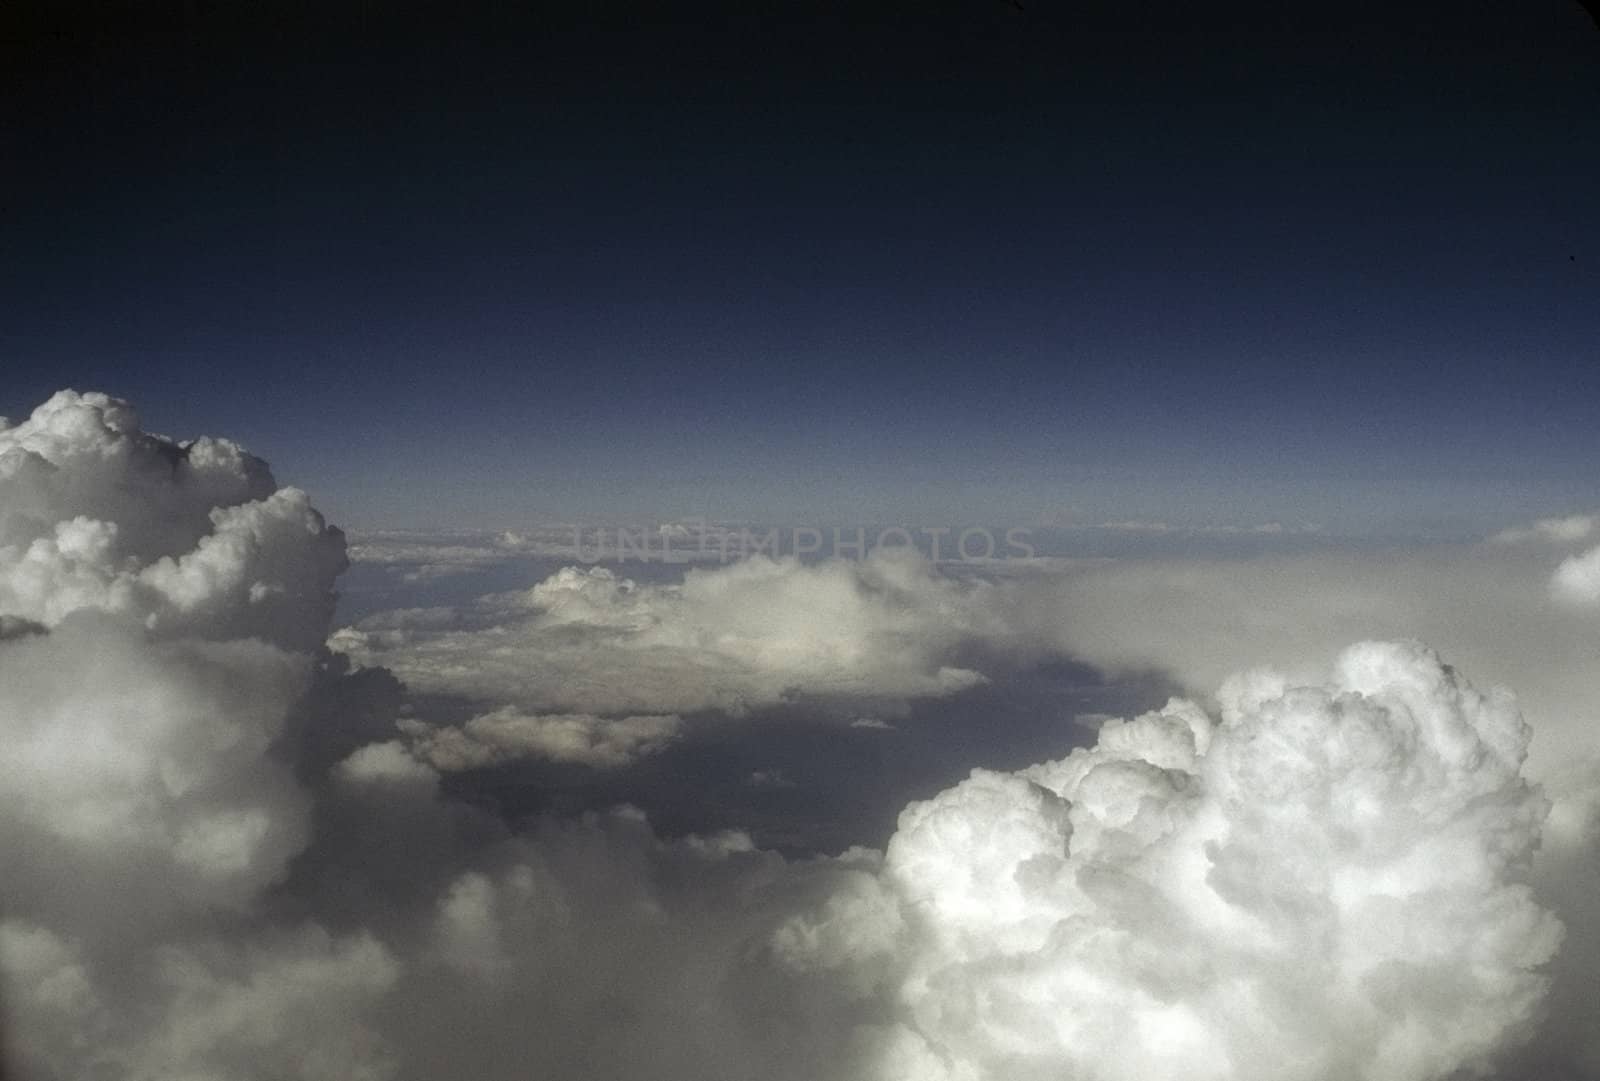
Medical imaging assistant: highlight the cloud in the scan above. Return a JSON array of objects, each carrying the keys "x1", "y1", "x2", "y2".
[
  {"x1": 3, "y1": 390, "x2": 1595, "y2": 1081},
  {"x1": 0, "y1": 391, "x2": 347, "y2": 651},
  {"x1": 331, "y1": 552, "x2": 1006, "y2": 718},
  {"x1": 1485, "y1": 511, "x2": 1600, "y2": 610},
  {"x1": 344, "y1": 524, "x2": 730, "y2": 584},
  {"x1": 366, "y1": 809, "x2": 858, "y2": 1081},
  {"x1": 0, "y1": 616, "x2": 313, "y2": 915},
  {"x1": 1551, "y1": 544, "x2": 1600, "y2": 607},
  {"x1": 1092, "y1": 519, "x2": 1318, "y2": 537},
  {"x1": 998, "y1": 544, "x2": 1600, "y2": 791},
  {"x1": 1492, "y1": 514, "x2": 1598, "y2": 546},
  {"x1": 400, "y1": 709, "x2": 684, "y2": 770},
  {"x1": 0, "y1": 391, "x2": 346, "y2": 926},
  {"x1": 338, "y1": 739, "x2": 441, "y2": 785},
  {"x1": 345, "y1": 529, "x2": 557, "y2": 584},
  {"x1": 0, "y1": 391, "x2": 368, "y2": 1080},
  {"x1": 116, "y1": 927, "x2": 401, "y2": 1081},
  {"x1": 978, "y1": 534, "x2": 1600, "y2": 1081},
  {"x1": 0, "y1": 391, "x2": 858, "y2": 1081},
  {"x1": 778, "y1": 642, "x2": 1562, "y2": 1081}
]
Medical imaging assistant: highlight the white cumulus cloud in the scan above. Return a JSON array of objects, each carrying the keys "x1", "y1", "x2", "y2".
[
  {"x1": 778, "y1": 642, "x2": 1561, "y2": 1081},
  {"x1": 0, "y1": 391, "x2": 381, "y2": 1080},
  {"x1": 1551, "y1": 544, "x2": 1600, "y2": 607},
  {"x1": 331, "y1": 551, "x2": 1006, "y2": 719}
]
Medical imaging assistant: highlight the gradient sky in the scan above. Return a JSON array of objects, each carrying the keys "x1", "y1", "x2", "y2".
[{"x1": 4, "y1": 0, "x2": 1597, "y2": 533}]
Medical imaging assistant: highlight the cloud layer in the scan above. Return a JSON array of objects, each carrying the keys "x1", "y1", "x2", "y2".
[
  {"x1": 331, "y1": 553, "x2": 1017, "y2": 770},
  {"x1": 1, "y1": 391, "x2": 1594, "y2": 1081}
]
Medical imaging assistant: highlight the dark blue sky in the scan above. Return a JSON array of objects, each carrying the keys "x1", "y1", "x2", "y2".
[{"x1": 4, "y1": 0, "x2": 1597, "y2": 532}]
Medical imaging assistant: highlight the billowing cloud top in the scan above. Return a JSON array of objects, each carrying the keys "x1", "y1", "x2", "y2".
[
  {"x1": 0, "y1": 392, "x2": 365, "y2": 1078},
  {"x1": 0, "y1": 390, "x2": 346, "y2": 650},
  {"x1": 778, "y1": 641, "x2": 1560, "y2": 1081},
  {"x1": 0, "y1": 392, "x2": 353, "y2": 905}
]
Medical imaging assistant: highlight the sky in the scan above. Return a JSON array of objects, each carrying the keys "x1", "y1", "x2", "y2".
[
  {"x1": 4, "y1": 0, "x2": 1598, "y2": 533},
  {"x1": 5, "y1": 5, "x2": 1600, "y2": 1080}
]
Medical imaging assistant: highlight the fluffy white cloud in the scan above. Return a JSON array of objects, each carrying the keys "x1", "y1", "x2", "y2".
[
  {"x1": 779, "y1": 642, "x2": 1561, "y2": 1081},
  {"x1": 0, "y1": 393, "x2": 347, "y2": 933},
  {"x1": 1551, "y1": 544, "x2": 1600, "y2": 607},
  {"x1": 332, "y1": 551, "x2": 1005, "y2": 719},
  {"x1": 0, "y1": 392, "x2": 273, "y2": 558},
  {"x1": 0, "y1": 616, "x2": 312, "y2": 914},
  {"x1": 0, "y1": 392, "x2": 348, "y2": 914},
  {"x1": 0, "y1": 391, "x2": 346, "y2": 650},
  {"x1": 977, "y1": 534, "x2": 1600, "y2": 1081},
  {"x1": 0, "y1": 391, "x2": 366, "y2": 1080}
]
